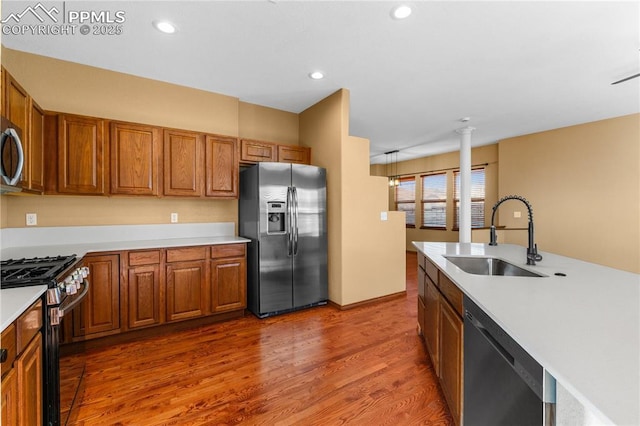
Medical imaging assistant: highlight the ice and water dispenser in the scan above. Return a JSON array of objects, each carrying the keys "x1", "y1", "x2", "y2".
[{"x1": 267, "y1": 201, "x2": 286, "y2": 234}]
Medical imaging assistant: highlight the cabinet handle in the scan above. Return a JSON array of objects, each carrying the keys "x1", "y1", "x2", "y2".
[{"x1": 0, "y1": 348, "x2": 7, "y2": 363}]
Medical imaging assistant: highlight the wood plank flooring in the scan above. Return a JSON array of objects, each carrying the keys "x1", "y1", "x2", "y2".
[{"x1": 65, "y1": 252, "x2": 453, "y2": 425}]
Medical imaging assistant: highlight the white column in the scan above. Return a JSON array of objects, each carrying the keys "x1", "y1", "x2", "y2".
[{"x1": 456, "y1": 126, "x2": 475, "y2": 243}]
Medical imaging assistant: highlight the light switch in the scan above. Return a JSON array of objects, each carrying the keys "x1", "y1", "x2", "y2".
[
  {"x1": 380, "y1": 211, "x2": 388, "y2": 221},
  {"x1": 513, "y1": 211, "x2": 521, "y2": 218}
]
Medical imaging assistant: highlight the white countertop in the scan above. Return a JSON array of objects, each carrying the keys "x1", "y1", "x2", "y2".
[
  {"x1": 1, "y1": 285, "x2": 47, "y2": 331},
  {"x1": 0, "y1": 223, "x2": 250, "y2": 333},
  {"x1": 412, "y1": 242, "x2": 639, "y2": 426}
]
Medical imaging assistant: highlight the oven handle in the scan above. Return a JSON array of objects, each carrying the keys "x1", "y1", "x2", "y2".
[{"x1": 50, "y1": 279, "x2": 90, "y2": 325}]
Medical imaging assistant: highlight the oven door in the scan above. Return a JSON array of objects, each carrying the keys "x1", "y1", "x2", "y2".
[{"x1": 46, "y1": 277, "x2": 90, "y2": 426}]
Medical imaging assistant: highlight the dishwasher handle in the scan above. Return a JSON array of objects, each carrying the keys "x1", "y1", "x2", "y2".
[{"x1": 466, "y1": 311, "x2": 515, "y2": 366}]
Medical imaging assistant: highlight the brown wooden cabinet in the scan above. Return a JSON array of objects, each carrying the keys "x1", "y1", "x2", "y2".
[
  {"x1": 1, "y1": 368, "x2": 17, "y2": 426},
  {"x1": 163, "y1": 129, "x2": 203, "y2": 197},
  {"x1": 417, "y1": 253, "x2": 463, "y2": 426},
  {"x1": 240, "y1": 138, "x2": 311, "y2": 165},
  {"x1": 240, "y1": 139, "x2": 277, "y2": 163},
  {"x1": 110, "y1": 122, "x2": 161, "y2": 196},
  {"x1": 166, "y1": 247, "x2": 208, "y2": 321},
  {"x1": 125, "y1": 250, "x2": 163, "y2": 330},
  {"x1": 74, "y1": 254, "x2": 120, "y2": 339},
  {"x1": 205, "y1": 134, "x2": 238, "y2": 198},
  {"x1": 1, "y1": 299, "x2": 43, "y2": 426},
  {"x1": 439, "y1": 297, "x2": 463, "y2": 424},
  {"x1": 210, "y1": 244, "x2": 246, "y2": 313},
  {"x1": 57, "y1": 114, "x2": 106, "y2": 195},
  {"x1": 17, "y1": 333, "x2": 42, "y2": 426},
  {"x1": 28, "y1": 99, "x2": 45, "y2": 192},
  {"x1": 278, "y1": 145, "x2": 310, "y2": 165}
]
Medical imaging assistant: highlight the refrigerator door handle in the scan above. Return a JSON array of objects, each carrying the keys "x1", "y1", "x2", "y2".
[
  {"x1": 287, "y1": 186, "x2": 293, "y2": 256},
  {"x1": 293, "y1": 186, "x2": 299, "y2": 255}
]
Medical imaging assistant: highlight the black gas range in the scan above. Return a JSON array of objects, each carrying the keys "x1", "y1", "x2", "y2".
[
  {"x1": 1, "y1": 255, "x2": 79, "y2": 289},
  {"x1": 0, "y1": 254, "x2": 90, "y2": 426}
]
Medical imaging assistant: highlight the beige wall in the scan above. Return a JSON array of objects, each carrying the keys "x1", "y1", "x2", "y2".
[
  {"x1": 300, "y1": 89, "x2": 405, "y2": 306},
  {"x1": 372, "y1": 144, "x2": 499, "y2": 251},
  {"x1": 0, "y1": 48, "x2": 298, "y2": 230},
  {"x1": 238, "y1": 102, "x2": 298, "y2": 145},
  {"x1": 498, "y1": 114, "x2": 640, "y2": 273}
]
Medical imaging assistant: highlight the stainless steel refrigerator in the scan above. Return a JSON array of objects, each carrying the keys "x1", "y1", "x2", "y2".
[{"x1": 239, "y1": 162, "x2": 328, "y2": 318}]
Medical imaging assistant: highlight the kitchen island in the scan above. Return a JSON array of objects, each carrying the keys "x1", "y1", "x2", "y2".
[{"x1": 413, "y1": 242, "x2": 639, "y2": 426}]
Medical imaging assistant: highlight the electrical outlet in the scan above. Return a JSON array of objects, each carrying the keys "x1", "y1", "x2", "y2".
[
  {"x1": 170, "y1": 213, "x2": 178, "y2": 223},
  {"x1": 513, "y1": 211, "x2": 522, "y2": 218},
  {"x1": 26, "y1": 213, "x2": 37, "y2": 226}
]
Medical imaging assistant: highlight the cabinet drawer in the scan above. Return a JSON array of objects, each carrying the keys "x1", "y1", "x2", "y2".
[
  {"x1": 439, "y1": 272, "x2": 463, "y2": 317},
  {"x1": 128, "y1": 250, "x2": 161, "y2": 266},
  {"x1": 166, "y1": 246, "x2": 207, "y2": 263},
  {"x1": 17, "y1": 300, "x2": 42, "y2": 353},
  {"x1": 1, "y1": 323, "x2": 17, "y2": 377},
  {"x1": 425, "y1": 259, "x2": 439, "y2": 287},
  {"x1": 211, "y1": 244, "x2": 245, "y2": 259}
]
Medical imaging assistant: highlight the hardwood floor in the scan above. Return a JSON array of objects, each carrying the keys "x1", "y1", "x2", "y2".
[{"x1": 65, "y1": 252, "x2": 453, "y2": 425}]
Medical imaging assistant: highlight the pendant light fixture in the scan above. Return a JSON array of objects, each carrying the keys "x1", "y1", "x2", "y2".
[{"x1": 385, "y1": 150, "x2": 399, "y2": 187}]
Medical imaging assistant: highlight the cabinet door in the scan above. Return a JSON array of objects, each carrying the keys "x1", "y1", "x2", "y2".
[
  {"x1": 74, "y1": 254, "x2": 120, "y2": 338},
  {"x1": 163, "y1": 129, "x2": 203, "y2": 196},
  {"x1": 205, "y1": 135, "x2": 238, "y2": 198},
  {"x1": 128, "y1": 264, "x2": 163, "y2": 329},
  {"x1": 1, "y1": 368, "x2": 17, "y2": 426},
  {"x1": 110, "y1": 122, "x2": 161, "y2": 195},
  {"x1": 277, "y1": 145, "x2": 310, "y2": 165},
  {"x1": 28, "y1": 99, "x2": 45, "y2": 192},
  {"x1": 58, "y1": 114, "x2": 106, "y2": 194},
  {"x1": 17, "y1": 332, "x2": 42, "y2": 426},
  {"x1": 4, "y1": 72, "x2": 29, "y2": 187},
  {"x1": 166, "y1": 260, "x2": 207, "y2": 321},
  {"x1": 424, "y1": 276, "x2": 440, "y2": 373},
  {"x1": 240, "y1": 139, "x2": 276, "y2": 163},
  {"x1": 439, "y1": 300, "x2": 463, "y2": 425},
  {"x1": 210, "y1": 257, "x2": 246, "y2": 313}
]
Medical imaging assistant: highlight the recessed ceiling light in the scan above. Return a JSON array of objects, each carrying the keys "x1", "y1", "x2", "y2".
[
  {"x1": 153, "y1": 20, "x2": 177, "y2": 34},
  {"x1": 309, "y1": 71, "x2": 324, "y2": 80},
  {"x1": 391, "y1": 5, "x2": 412, "y2": 20}
]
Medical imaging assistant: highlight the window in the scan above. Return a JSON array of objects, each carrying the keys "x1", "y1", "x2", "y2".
[
  {"x1": 454, "y1": 168, "x2": 486, "y2": 229},
  {"x1": 395, "y1": 177, "x2": 415, "y2": 227},
  {"x1": 421, "y1": 173, "x2": 447, "y2": 229}
]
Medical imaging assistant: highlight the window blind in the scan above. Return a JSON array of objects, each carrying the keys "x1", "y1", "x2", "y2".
[{"x1": 421, "y1": 173, "x2": 446, "y2": 228}]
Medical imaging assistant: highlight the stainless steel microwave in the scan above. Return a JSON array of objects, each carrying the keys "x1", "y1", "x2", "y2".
[{"x1": 0, "y1": 116, "x2": 24, "y2": 194}]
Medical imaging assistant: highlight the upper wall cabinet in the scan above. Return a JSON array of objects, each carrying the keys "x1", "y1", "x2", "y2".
[
  {"x1": 28, "y1": 100, "x2": 45, "y2": 193},
  {"x1": 2, "y1": 68, "x2": 46, "y2": 194},
  {"x1": 240, "y1": 139, "x2": 277, "y2": 163},
  {"x1": 110, "y1": 122, "x2": 161, "y2": 196},
  {"x1": 240, "y1": 138, "x2": 310, "y2": 165},
  {"x1": 205, "y1": 134, "x2": 238, "y2": 198},
  {"x1": 163, "y1": 129, "x2": 203, "y2": 197},
  {"x1": 57, "y1": 114, "x2": 106, "y2": 195},
  {"x1": 278, "y1": 145, "x2": 310, "y2": 165}
]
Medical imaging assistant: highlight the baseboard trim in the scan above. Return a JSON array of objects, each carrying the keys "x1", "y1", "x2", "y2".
[{"x1": 328, "y1": 290, "x2": 407, "y2": 311}]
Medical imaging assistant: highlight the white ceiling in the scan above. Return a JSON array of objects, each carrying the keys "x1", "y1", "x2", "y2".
[{"x1": 2, "y1": 1, "x2": 639, "y2": 164}]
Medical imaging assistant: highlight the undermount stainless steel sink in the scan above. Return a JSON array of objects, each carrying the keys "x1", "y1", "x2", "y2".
[{"x1": 444, "y1": 256, "x2": 545, "y2": 277}]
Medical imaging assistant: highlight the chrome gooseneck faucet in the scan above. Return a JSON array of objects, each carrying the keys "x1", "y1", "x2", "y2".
[{"x1": 489, "y1": 195, "x2": 543, "y2": 265}]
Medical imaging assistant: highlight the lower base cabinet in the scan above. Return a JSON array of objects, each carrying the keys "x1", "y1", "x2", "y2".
[
  {"x1": 68, "y1": 244, "x2": 247, "y2": 343},
  {"x1": 417, "y1": 253, "x2": 463, "y2": 426},
  {"x1": 1, "y1": 300, "x2": 43, "y2": 426}
]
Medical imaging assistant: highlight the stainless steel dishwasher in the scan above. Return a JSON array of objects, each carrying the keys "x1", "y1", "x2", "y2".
[{"x1": 464, "y1": 296, "x2": 556, "y2": 426}]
